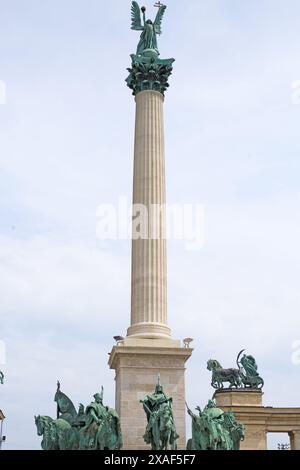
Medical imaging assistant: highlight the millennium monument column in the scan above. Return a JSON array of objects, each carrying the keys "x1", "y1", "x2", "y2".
[
  {"x1": 128, "y1": 68, "x2": 169, "y2": 340},
  {"x1": 109, "y1": 2, "x2": 192, "y2": 449}
]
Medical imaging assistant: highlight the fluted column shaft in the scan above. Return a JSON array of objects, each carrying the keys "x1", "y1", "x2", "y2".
[{"x1": 127, "y1": 90, "x2": 170, "y2": 338}]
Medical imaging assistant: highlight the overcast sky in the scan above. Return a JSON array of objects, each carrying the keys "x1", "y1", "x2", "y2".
[{"x1": 0, "y1": 0, "x2": 300, "y2": 450}]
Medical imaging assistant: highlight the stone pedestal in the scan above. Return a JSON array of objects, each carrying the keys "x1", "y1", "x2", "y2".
[
  {"x1": 215, "y1": 390, "x2": 300, "y2": 449},
  {"x1": 215, "y1": 389, "x2": 267, "y2": 450},
  {"x1": 215, "y1": 389, "x2": 263, "y2": 408},
  {"x1": 214, "y1": 390, "x2": 300, "y2": 450},
  {"x1": 109, "y1": 339, "x2": 192, "y2": 450}
]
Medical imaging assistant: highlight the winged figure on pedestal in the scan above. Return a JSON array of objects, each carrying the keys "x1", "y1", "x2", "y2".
[{"x1": 130, "y1": 1, "x2": 167, "y2": 56}]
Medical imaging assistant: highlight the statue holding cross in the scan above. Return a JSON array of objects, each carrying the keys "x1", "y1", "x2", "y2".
[
  {"x1": 130, "y1": 1, "x2": 167, "y2": 57},
  {"x1": 126, "y1": 2, "x2": 175, "y2": 96}
]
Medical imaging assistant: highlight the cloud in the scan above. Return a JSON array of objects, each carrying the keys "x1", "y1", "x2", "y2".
[{"x1": 0, "y1": 235, "x2": 130, "y2": 333}]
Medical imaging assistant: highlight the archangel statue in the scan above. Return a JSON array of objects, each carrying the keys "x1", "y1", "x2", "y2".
[
  {"x1": 126, "y1": 2, "x2": 175, "y2": 96},
  {"x1": 131, "y1": 1, "x2": 166, "y2": 57},
  {"x1": 186, "y1": 399, "x2": 245, "y2": 450},
  {"x1": 207, "y1": 350, "x2": 264, "y2": 390},
  {"x1": 35, "y1": 382, "x2": 123, "y2": 450},
  {"x1": 140, "y1": 374, "x2": 179, "y2": 450}
]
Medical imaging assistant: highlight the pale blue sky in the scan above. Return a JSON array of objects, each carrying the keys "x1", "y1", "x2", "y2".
[{"x1": 0, "y1": 0, "x2": 300, "y2": 449}]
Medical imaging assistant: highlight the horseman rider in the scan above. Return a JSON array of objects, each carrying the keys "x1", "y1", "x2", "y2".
[
  {"x1": 85, "y1": 390, "x2": 107, "y2": 425},
  {"x1": 141, "y1": 374, "x2": 179, "y2": 450},
  {"x1": 203, "y1": 400, "x2": 230, "y2": 449},
  {"x1": 81, "y1": 387, "x2": 108, "y2": 448}
]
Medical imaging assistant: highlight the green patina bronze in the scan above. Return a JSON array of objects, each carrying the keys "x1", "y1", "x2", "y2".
[
  {"x1": 237, "y1": 349, "x2": 264, "y2": 389},
  {"x1": 207, "y1": 359, "x2": 243, "y2": 389},
  {"x1": 35, "y1": 382, "x2": 122, "y2": 450},
  {"x1": 186, "y1": 399, "x2": 245, "y2": 450},
  {"x1": 140, "y1": 374, "x2": 179, "y2": 450},
  {"x1": 126, "y1": 2, "x2": 175, "y2": 96},
  {"x1": 207, "y1": 350, "x2": 264, "y2": 390}
]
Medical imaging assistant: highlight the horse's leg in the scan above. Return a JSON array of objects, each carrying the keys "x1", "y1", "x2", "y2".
[
  {"x1": 97, "y1": 432, "x2": 103, "y2": 450},
  {"x1": 166, "y1": 431, "x2": 171, "y2": 450}
]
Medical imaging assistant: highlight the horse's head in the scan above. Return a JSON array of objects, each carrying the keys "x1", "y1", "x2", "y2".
[
  {"x1": 34, "y1": 415, "x2": 43, "y2": 436},
  {"x1": 207, "y1": 359, "x2": 222, "y2": 371},
  {"x1": 34, "y1": 415, "x2": 52, "y2": 436}
]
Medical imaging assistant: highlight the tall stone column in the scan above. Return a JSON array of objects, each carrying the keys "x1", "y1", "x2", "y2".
[
  {"x1": 109, "y1": 4, "x2": 192, "y2": 450},
  {"x1": 128, "y1": 90, "x2": 170, "y2": 339}
]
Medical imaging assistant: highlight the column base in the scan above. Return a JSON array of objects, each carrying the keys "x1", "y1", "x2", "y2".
[
  {"x1": 127, "y1": 322, "x2": 172, "y2": 339},
  {"x1": 108, "y1": 340, "x2": 192, "y2": 450}
]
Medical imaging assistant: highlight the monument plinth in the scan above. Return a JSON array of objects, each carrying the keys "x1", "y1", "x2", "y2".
[
  {"x1": 109, "y1": 2, "x2": 192, "y2": 449},
  {"x1": 214, "y1": 389, "x2": 266, "y2": 450},
  {"x1": 109, "y1": 344, "x2": 192, "y2": 450},
  {"x1": 215, "y1": 389, "x2": 263, "y2": 407},
  {"x1": 215, "y1": 389, "x2": 300, "y2": 450}
]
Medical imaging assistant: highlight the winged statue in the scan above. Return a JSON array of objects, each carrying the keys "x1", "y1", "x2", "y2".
[
  {"x1": 130, "y1": 1, "x2": 167, "y2": 57},
  {"x1": 126, "y1": 2, "x2": 174, "y2": 96}
]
